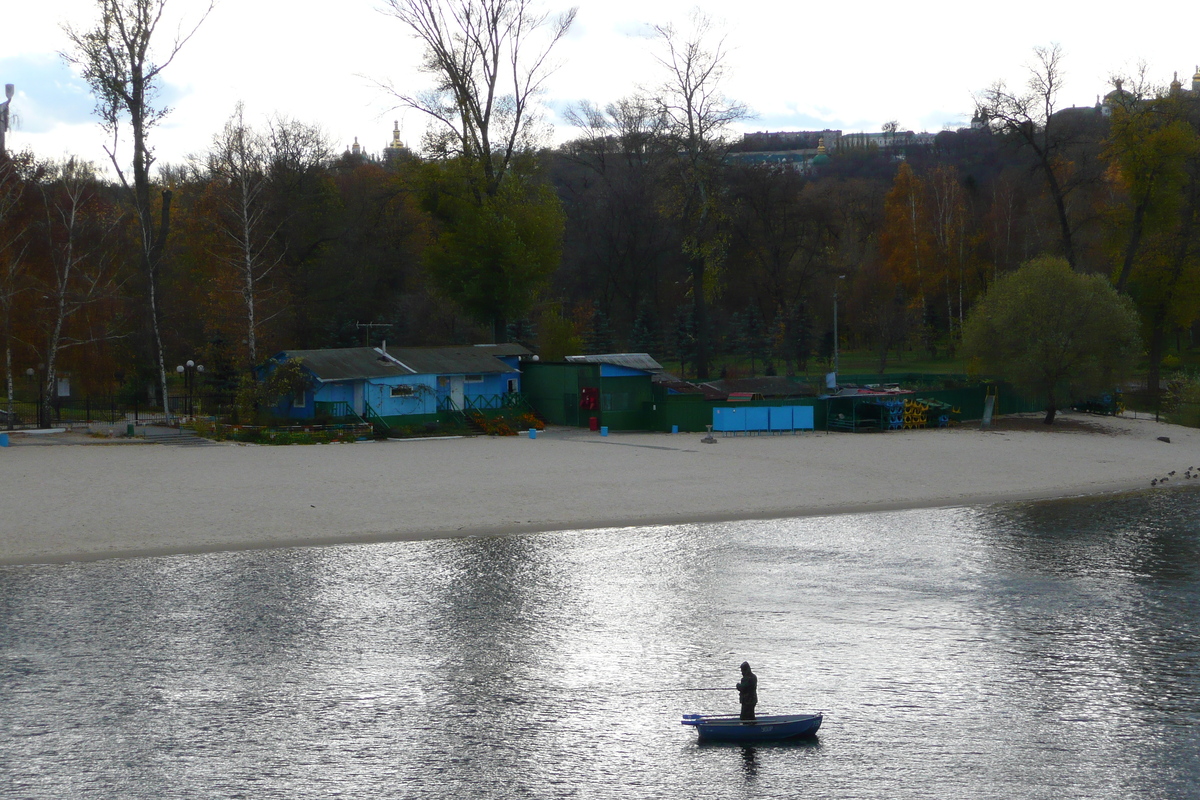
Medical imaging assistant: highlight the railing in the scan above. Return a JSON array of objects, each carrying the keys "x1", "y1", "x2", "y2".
[
  {"x1": 0, "y1": 394, "x2": 234, "y2": 429},
  {"x1": 461, "y1": 392, "x2": 533, "y2": 413},
  {"x1": 362, "y1": 401, "x2": 389, "y2": 436},
  {"x1": 464, "y1": 394, "x2": 503, "y2": 411},
  {"x1": 315, "y1": 400, "x2": 355, "y2": 419}
]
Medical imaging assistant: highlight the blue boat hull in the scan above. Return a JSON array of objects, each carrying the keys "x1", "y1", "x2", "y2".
[{"x1": 681, "y1": 713, "x2": 823, "y2": 743}]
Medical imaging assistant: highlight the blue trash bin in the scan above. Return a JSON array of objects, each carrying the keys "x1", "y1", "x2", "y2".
[
  {"x1": 528, "y1": 428, "x2": 537, "y2": 439},
  {"x1": 600, "y1": 426, "x2": 608, "y2": 436},
  {"x1": 671, "y1": 424, "x2": 679, "y2": 434}
]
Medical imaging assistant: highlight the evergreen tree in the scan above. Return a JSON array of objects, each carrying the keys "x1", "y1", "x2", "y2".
[
  {"x1": 584, "y1": 302, "x2": 615, "y2": 354},
  {"x1": 780, "y1": 302, "x2": 812, "y2": 374},
  {"x1": 628, "y1": 304, "x2": 660, "y2": 356},
  {"x1": 673, "y1": 305, "x2": 697, "y2": 378}
]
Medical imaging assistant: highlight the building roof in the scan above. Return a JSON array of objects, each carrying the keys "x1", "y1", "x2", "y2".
[
  {"x1": 470, "y1": 343, "x2": 534, "y2": 358},
  {"x1": 564, "y1": 353, "x2": 664, "y2": 372},
  {"x1": 278, "y1": 348, "x2": 413, "y2": 381},
  {"x1": 387, "y1": 346, "x2": 521, "y2": 375},
  {"x1": 274, "y1": 346, "x2": 520, "y2": 381},
  {"x1": 702, "y1": 377, "x2": 815, "y2": 398}
]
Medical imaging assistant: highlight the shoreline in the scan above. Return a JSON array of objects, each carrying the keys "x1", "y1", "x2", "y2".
[
  {"x1": 2, "y1": 482, "x2": 1172, "y2": 567},
  {"x1": 3, "y1": 413, "x2": 1198, "y2": 566}
]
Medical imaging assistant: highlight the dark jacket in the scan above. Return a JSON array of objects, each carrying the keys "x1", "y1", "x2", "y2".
[{"x1": 737, "y1": 670, "x2": 758, "y2": 705}]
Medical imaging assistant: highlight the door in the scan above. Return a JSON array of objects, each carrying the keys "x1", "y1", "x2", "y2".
[
  {"x1": 353, "y1": 382, "x2": 364, "y2": 415},
  {"x1": 450, "y1": 376, "x2": 465, "y2": 410}
]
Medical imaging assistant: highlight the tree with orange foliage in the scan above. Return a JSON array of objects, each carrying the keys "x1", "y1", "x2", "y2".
[{"x1": 880, "y1": 162, "x2": 935, "y2": 350}]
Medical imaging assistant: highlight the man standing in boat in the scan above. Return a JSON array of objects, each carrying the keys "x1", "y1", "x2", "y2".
[{"x1": 737, "y1": 661, "x2": 758, "y2": 721}]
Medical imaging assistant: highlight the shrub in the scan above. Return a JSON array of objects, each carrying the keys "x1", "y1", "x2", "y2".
[
  {"x1": 514, "y1": 412, "x2": 544, "y2": 430},
  {"x1": 1164, "y1": 372, "x2": 1200, "y2": 428}
]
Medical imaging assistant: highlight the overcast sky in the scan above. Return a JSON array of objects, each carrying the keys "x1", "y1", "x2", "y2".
[{"x1": 4, "y1": 0, "x2": 1199, "y2": 172}]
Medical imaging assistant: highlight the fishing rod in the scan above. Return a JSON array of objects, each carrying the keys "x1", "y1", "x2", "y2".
[{"x1": 617, "y1": 687, "x2": 735, "y2": 696}]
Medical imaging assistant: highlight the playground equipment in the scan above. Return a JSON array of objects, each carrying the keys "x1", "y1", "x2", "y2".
[{"x1": 902, "y1": 398, "x2": 961, "y2": 429}]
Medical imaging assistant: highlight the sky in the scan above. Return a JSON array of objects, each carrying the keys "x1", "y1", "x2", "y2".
[{"x1": 4, "y1": 0, "x2": 1199, "y2": 173}]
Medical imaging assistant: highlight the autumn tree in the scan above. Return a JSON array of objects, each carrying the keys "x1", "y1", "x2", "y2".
[
  {"x1": 880, "y1": 162, "x2": 935, "y2": 348},
  {"x1": 64, "y1": 0, "x2": 212, "y2": 417},
  {"x1": 652, "y1": 10, "x2": 748, "y2": 379},
  {"x1": 962, "y1": 256, "x2": 1141, "y2": 424},
  {"x1": 1104, "y1": 80, "x2": 1198, "y2": 279}
]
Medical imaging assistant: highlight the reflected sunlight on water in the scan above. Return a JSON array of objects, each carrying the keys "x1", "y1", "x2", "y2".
[{"x1": 2, "y1": 489, "x2": 1198, "y2": 798}]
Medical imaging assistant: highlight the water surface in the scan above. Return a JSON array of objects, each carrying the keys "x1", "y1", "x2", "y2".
[{"x1": 2, "y1": 489, "x2": 1198, "y2": 798}]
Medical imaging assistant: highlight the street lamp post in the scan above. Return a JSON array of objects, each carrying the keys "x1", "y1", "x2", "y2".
[
  {"x1": 175, "y1": 360, "x2": 204, "y2": 417},
  {"x1": 833, "y1": 275, "x2": 846, "y2": 387},
  {"x1": 25, "y1": 365, "x2": 44, "y2": 429}
]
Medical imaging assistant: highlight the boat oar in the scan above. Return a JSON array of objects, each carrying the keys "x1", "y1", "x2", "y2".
[{"x1": 617, "y1": 687, "x2": 735, "y2": 696}]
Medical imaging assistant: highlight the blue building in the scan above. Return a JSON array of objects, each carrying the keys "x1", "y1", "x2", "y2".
[{"x1": 264, "y1": 344, "x2": 531, "y2": 427}]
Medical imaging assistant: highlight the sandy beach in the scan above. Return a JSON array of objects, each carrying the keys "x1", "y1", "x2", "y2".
[{"x1": 2, "y1": 412, "x2": 1198, "y2": 565}]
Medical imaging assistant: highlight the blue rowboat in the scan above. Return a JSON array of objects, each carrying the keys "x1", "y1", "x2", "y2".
[{"x1": 681, "y1": 713, "x2": 822, "y2": 743}]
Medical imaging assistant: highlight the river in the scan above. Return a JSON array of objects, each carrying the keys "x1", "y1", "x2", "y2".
[{"x1": 2, "y1": 488, "x2": 1198, "y2": 798}]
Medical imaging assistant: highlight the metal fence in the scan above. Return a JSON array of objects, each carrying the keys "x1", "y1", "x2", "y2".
[{"x1": 0, "y1": 394, "x2": 235, "y2": 429}]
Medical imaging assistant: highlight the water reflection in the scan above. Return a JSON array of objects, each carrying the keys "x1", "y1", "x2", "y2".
[{"x1": 741, "y1": 746, "x2": 757, "y2": 780}]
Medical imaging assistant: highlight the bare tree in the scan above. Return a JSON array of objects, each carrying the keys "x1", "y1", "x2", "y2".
[
  {"x1": 64, "y1": 0, "x2": 211, "y2": 418},
  {"x1": 382, "y1": 0, "x2": 575, "y2": 343},
  {"x1": 565, "y1": 96, "x2": 666, "y2": 175},
  {"x1": 562, "y1": 97, "x2": 675, "y2": 330},
  {"x1": 204, "y1": 104, "x2": 287, "y2": 368},
  {"x1": 975, "y1": 44, "x2": 1101, "y2": 271},
  {"x1": 652, "y1": 10, "x2": 748, "y2": 378},
  {"x1": 31, "y1": 159, "x2": 127, "y2": 426},
  {"x1": 927, "y1": 165, "x2": 968, "y2": 336},
  {"x1": 381, "y1": 0, "x2": 576, "y2": 196}
]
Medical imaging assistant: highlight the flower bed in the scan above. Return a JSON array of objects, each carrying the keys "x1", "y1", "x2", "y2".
[{"x1": 190, "y1": 420, "x2": 374, "y2": 444}]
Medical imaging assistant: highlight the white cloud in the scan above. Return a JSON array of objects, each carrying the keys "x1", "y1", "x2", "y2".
[{"x1": 4, "y1": 0, "x2": 1199, "y2": 165}]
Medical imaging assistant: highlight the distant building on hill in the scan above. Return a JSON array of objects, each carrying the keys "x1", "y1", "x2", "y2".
[
  {"x1": 998, "y1": 65, "x2": 1200, "y2": 129},
  {"x1": 731, "y1": 127, "x2": 934, "y2": 171},
  {"x1": 337, "y1": 122, "x2": 414, "y2": 167},
  {"x1": 383, "y1": 121, "x2": 413, "y2": 164}
]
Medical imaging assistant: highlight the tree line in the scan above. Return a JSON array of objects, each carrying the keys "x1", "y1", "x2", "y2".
[{"x1": 2, "y1": 1, "x2": 1199, "y2": 422}]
